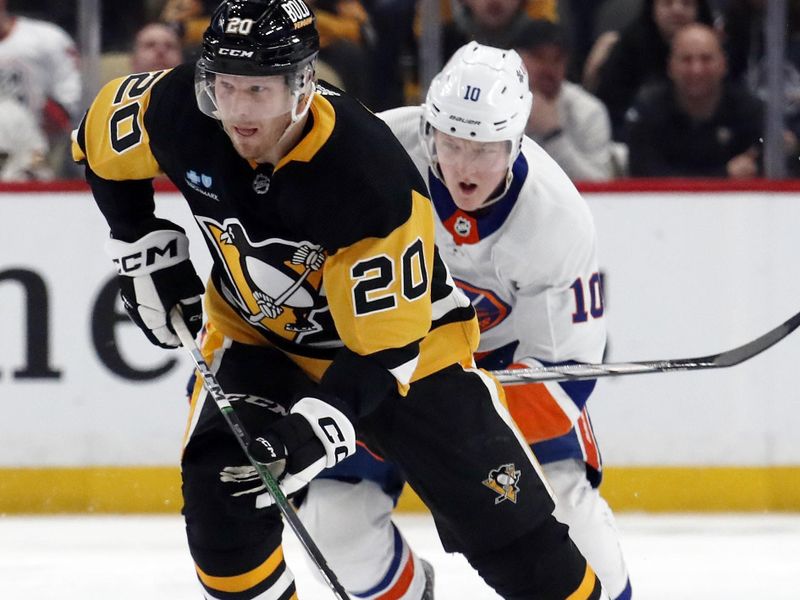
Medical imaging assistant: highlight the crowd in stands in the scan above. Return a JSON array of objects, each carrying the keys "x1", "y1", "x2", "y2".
[{"x1": 2, "y1": 0, "x2": 800, "y2": 182}]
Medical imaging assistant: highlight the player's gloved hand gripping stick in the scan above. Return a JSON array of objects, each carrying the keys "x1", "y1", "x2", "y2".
[{"x1": 170, "y1": 307, "x2": 354, "y2": 600}]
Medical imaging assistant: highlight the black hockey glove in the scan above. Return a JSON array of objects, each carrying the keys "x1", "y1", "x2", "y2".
[
  {"x1": 106, "y1": 227, "x2": 205, "y2": 348},
  {"x1": 248, "y1": 394, "x2": 356, "y2": 507}
]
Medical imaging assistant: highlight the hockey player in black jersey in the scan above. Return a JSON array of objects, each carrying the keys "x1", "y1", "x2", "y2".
[{"x1": 73, "y1": 1, "x2": 607, "y2": 598}]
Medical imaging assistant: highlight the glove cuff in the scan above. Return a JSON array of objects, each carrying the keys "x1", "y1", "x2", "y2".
[
  {"x1": 106, "y1": 230, "x2": 191, "y2": 276},
  {"x1": 291, "y1": 396, "x2": 356, "y2": 468}
]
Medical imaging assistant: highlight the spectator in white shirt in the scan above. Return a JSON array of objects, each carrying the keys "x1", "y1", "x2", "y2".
[
  {"x1": 514, "y1": 20, "x2": 617, "y2": 181},
  {"x1": 0, "y1": 95, "x2": 51, "y2": 181},
  {"x1": 0, "y1": 0, "x2": 81, "y2": 177}
]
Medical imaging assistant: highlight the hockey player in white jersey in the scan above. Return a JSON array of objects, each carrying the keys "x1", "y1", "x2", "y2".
[{"x1": 298, "y1": 42, "x2": 629, "y2": 599}]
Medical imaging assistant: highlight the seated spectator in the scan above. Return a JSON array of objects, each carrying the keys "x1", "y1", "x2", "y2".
[
  {"x1": 0, "y1": 0, "x2": 81, "y2": 178},
  {"x1": 131, "y1": 22, "x2": 184, "y2": 73},
  {"x1": 443, "y1": 0, "x2": 538, "y2": 62},
  {"x1": 0, "y1": 95, "x2": 51, "y2": 181},
  {"x1": 593, "y1": 0, "x2": 714, "y2": 139},
  {"x1": 625, "y1": 23, "x2": 764, "y2": 178},
  {"x1": 515, "y1": 20, "x2": 616, "y2": 180}
]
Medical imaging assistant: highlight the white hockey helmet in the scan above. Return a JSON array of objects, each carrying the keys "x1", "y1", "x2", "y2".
[{"x1": 422, "y1": 42, "x2": 532, "y2": 190}]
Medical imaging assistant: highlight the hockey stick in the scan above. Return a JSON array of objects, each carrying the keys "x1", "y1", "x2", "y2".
[
  {"x1": 169, "y1": 308, "x2": 352, "y2": 600},
  {"x1": 491, "y1": 308, "x2": 800, "y2": 385}
]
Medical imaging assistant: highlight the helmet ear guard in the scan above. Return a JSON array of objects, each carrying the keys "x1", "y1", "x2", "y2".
[{"x1": 421, "y1": 42, "x2": 533, "y2": 200}]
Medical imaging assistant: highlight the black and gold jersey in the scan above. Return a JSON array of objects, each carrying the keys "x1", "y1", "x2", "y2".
[{"x1": 73, "y1": 63, "x2": 479, "y2": 401}]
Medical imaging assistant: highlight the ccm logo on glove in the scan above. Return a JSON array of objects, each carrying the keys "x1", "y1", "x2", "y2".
[
  {"x1": 317, "y1": 416, "x2": 350, "y2": 463},
  {"x1": 105, "y1": 227, "x2": 205, "y2": 348},
  {"x1": 108, "y1": 230, "x2": 190, "y2": 276},
  {"x1": 253, "y1": 436, "x2": 281, "y2": 460}
]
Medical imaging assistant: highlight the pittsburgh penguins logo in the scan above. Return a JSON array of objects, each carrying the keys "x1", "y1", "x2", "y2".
[
  {"x1": 482, "y1": 463, "x2": 521, "y2": 504},
  {"x1": 198, "y1": 216, "x2": 327, "y2": 337}
]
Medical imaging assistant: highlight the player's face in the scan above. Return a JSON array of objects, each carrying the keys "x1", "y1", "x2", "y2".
[
  {"x1": 213, "y1": 73, "x2": 296, "y2": 161},
  {"x1": 434, "y1": 131, "x2": 510, "y2": 212}
]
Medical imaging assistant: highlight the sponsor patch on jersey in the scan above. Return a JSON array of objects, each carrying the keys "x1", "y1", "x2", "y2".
[
  {"x1": 482, "y1": 463, "x2": 521, "y2": 504},
  {"x1": 453, "y1": 278, "x2": 511, "y2": 332},
  {"x1": 185, "y1": 170, "x2": 219, "y2": 200}
]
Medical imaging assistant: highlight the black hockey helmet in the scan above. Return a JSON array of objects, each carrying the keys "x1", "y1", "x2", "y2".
[
  {"x1": 195, "y1": 0, "x2": 319, "y2": 121},
  {"x1": 200, "y1": 0, "x2": 319, "y2": 76}
]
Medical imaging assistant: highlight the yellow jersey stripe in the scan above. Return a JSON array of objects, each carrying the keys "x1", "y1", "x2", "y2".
[
  {"x1": 195, "y1": 545, "x2": 285, "y2": 593},
  {"x1": 275, "y1": 91, "x2": 336, "y2": 171},
  {"x1": 565, "y1": 563, "x2": 598, "y2": 600}
]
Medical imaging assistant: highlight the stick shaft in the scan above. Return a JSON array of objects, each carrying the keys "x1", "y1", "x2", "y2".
[
  {"x1": 170, "y1": 309, "x2": 351, "y2": 600},
  {"x1": 492, "y1": 308, "x2": 800, "y2": 384}
]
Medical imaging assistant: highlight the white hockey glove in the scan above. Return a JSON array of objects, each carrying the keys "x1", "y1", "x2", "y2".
[
  {"x1": 106, "y1": 228, "x2": 204, "y2": 349},
  {"x1": 248, "y1": 394, "x2": 356, "y2": 508}
]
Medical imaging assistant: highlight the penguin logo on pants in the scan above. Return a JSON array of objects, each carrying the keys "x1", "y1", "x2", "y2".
[{"x1": 483, "y1": 463, "x2": 521, "y2": 504}]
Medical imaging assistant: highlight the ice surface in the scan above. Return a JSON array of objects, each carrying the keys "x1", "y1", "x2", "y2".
[{"x1": 1, "y1": 513, "x2": 798, "y2": 599}]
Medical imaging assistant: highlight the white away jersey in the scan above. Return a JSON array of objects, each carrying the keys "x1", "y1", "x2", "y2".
[
  {"x1": 380, "y1": 106, "x2": 606, "y2": 364},
  {"x1": 380, "y1": 106, "x2": 607, "y2": 477}
]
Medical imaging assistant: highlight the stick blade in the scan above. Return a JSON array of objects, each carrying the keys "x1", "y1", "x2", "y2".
[
  {"x1": 492, "y1": 308, "x2": 800, "y2": 384},
  {"x1": 704, "y1": 308, "x2": 800, "y2": 368}
]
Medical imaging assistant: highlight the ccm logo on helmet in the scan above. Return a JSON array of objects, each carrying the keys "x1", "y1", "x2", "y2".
[{"x1": 218, "y1": 48, "x2": 255, "y2": 58}]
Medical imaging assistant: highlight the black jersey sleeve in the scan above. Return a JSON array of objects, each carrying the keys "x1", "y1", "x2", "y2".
[{"x1": 72, "y1": 69, "x2": 178, "y2": 237}]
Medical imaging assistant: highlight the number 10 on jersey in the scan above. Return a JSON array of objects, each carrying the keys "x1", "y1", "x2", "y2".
[{"x1": 571, "y1": 272, "x2": 604, "y2": 323}]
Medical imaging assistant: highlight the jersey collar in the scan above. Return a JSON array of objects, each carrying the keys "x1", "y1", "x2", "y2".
[
  {"x1": 273, "y1": 92, "x2": 335, "y2": 172},
  {"x1": 429, "y1": 152, "x2": 529, "y2": 245}
]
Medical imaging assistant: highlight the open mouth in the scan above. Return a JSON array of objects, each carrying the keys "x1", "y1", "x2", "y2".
[
  {"x1": 233, "y1": 126, "x2": 258, "y2": 137},
  {"x1": 459, "y1": 182, "x2": 478, "y2": 194}
]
